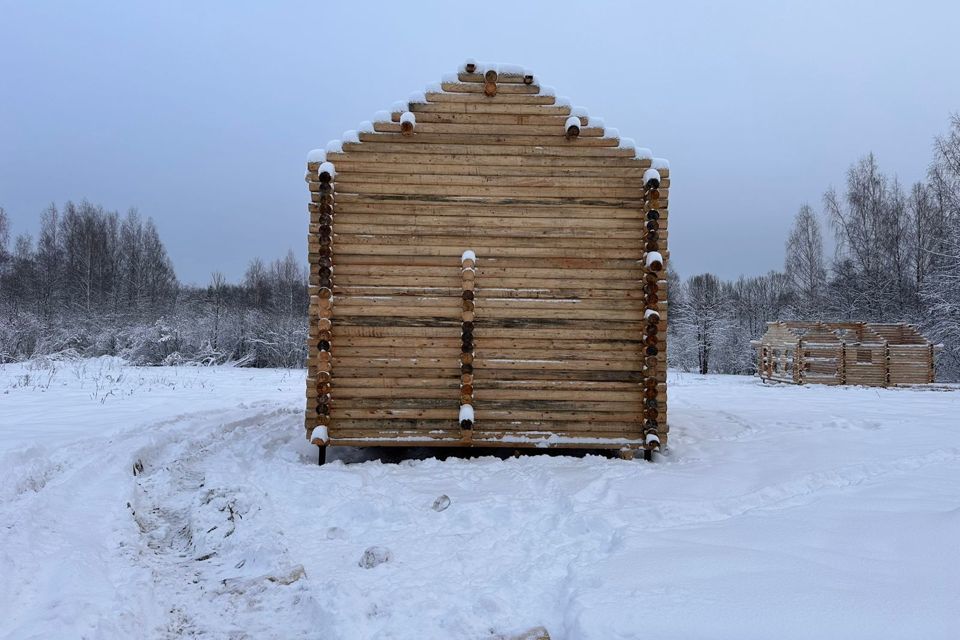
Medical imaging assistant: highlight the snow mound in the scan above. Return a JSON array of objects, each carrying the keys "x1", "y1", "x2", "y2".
[{"x1": 306, "y1": 149, "x2": 326, "y2": 163}]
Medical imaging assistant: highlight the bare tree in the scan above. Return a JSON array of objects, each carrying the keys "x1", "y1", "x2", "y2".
[
  {"x1": 676, "y1": 273, "x2": 730, "y2": 374},
  {"x1": 784, "y1": 204, "x2": 826, "y2": 318}
]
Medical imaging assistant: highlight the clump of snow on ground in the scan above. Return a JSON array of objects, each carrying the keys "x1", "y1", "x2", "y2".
[{"x1": 2, "y1": 359, "x2": 959, "y2": 639}]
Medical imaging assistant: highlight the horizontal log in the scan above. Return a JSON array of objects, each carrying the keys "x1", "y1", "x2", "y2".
[
  {"x1": 329, "y1": 223, "x2": 648, "y2": 240},
  {"x1": 357, "y1": 131, "x2": 620, "y2": 148},
  {"x1": 409, "y1": 101, "x2": 571, "y2": 115},
  {"x1": 328, "y1": 234, "x2": 641, "y2": 249},
  {"x1": 330, "y1": 346, "x2": 645, "y2": 361},
  {"x1": 331, "y1": 254, "x2": 653, "y2": 269},
  {"x1": 391, "y1": 110, "x2": 581, "y2": 126},
  {"x1": 330, "y1": 161, "x2": 653, "y2": 178},
  {"x1": 328, "y1": 150, "x2": 650, "y2": 168},
  {"x1": 324, "y1": 190, "x2": 657, "y2": 209},
  {"x1": 331, "y1": 286, "x2": 647, "y2": 300},
  {"x1": 334, "y1": 172, "x2": 654, "y2": 189},
  {"x1": 330, "y1": 304, "x2": 648, "y2": 321},
  {"x1": 325, "y1": 244, "x2": 644, "y2": 259},
  {"x1": 329, "y1": 201, "x2": 661, "y2": 220},
  {"x1": 439, "y1": 81, "x2": 541, "y2": 95},
  {"x1": 333, "y1": 183, "x2": 650, "y2": 199},
  {"x1": 420, "y1": 92, "x2": 557, "y2": 104},
  {"x1": 473, "y1": 358, "x2": 643, "y2": 371},
  {"x1": 339, "y1": 141, "x2": 636, "y2": 157},
  {"x1": 333, "y1": 397, "x2": 646, "y2": 412},
  {"x1": 330, "y1": 213, "x2": 654, "y2": 230},
  {"x1": 373, "y1": 121, "x2": 605, "y2": 137},
  {"x1": 328, "y1": 387, "x2": 663, "y2": 403}
]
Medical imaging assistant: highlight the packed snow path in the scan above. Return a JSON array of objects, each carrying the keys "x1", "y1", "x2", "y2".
[{"x1": 1, "y1": 359, "x2": 958, "y2": 639}]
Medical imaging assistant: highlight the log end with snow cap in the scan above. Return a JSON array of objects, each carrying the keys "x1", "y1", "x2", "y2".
[
  {"x1": 644, "y1": 168, "x2": 661, "y2": 190},
  {"x1": 317, "y1": 162, "x2": 336, "y2": 182},
  {"x1": 400, "y1": 111, "x2": 416, "y2": 136},
  {"x1": 645, "y1": 251, "x2": 664, "y2": 272},
  {"x1": 565, "y1": 116, "x2": 581, "y2": 138},
  {"x1": 459, "y1": 404, "x2": 474, "y2": 430}
]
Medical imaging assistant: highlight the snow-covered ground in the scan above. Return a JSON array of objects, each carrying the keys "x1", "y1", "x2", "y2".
[{"x1": 1, "y1": 358, "x2": 958, "y2": 639}]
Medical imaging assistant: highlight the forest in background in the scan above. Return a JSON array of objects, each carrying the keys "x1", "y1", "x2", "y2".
[
  {"x1": 670, "y1": 115, "x2": 960, "y2": 380},
  {"x1": 0, "y1": 202, "x2": 308, "y2": 368},
  {"x1": 1, "y1": 116, "x2": 959, "y2": 378}
]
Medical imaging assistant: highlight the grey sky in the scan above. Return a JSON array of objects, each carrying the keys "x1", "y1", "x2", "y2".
[{"x1": 2, "y1": 0, "x2": 959, "y2": 284}]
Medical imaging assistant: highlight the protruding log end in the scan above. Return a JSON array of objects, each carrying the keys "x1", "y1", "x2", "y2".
[
  {"x1": 318, "y1": 161, "x2": 336, "y2": 183},
  {"x1": 643, "y1": 168, "x2": 662, "y2": 191},
  {"x1": 565, "y1": 116, "x2": 581, "y2": 139},
  {"x1": 523, "y1": 73, "x2": 534, "y2": 85},
  {"x1": 484, "y1": 68, "x2": 498, "y2": 83},
  {"x1": 484, "y1": 81, "x2": 497, "y2": 97},
  {"x1": 645, "y1": 251, "x2": 664, "y2": 272},
  {"x1": 459, "y1": 404, "x2": 474, "y2": 431},
  {"x1": 400, "y1": 111, "x2": 416, "y2": 136},
  {"x1": 465, "y1": 59, "x2": 477, "y2": 73}
]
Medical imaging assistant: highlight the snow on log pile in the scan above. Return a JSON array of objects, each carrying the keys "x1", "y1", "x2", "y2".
[{"x1": 303, "y1": 60, "x2": 671, "y2": 457}]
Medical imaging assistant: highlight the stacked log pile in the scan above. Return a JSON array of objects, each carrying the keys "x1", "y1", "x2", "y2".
[{"x1": 303, "y1": 61, "x2": 671, "y2": 458}]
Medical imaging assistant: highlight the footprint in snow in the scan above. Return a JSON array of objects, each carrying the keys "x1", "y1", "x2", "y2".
[
  {"x1": 359, "y1": 546, "x2": 392, "y2": 569},
  {"x1": 432, "y1": 494, "x2": 451, "y2": 512}
]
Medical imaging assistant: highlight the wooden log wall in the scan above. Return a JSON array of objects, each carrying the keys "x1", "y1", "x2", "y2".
[
  {"x1": 755, "y1": 321, "x2": 937, "y2": 387},
  {"x1": 304, "y1": 64, "x2": 669, "y2": 452}
]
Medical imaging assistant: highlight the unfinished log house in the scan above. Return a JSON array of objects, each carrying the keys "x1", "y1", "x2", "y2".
[
  {"x1": 753, "y1": 321, "x2": 938, "y2": 386},
  {"x1": 303, "y1": 61, "x2": 670, "y2": 462}
]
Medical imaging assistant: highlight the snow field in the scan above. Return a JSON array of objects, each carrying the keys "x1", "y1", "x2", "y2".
[{"x1": 1, "y1": 359, "x2": 959, "y2": 639}]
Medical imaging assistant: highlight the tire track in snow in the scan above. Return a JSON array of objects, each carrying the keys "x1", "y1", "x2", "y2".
[{"x1": 129, "y1": 408, "x2": 328, "y2": 639}]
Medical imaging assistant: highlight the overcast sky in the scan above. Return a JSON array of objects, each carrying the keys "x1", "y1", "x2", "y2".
[{"x1": 2, "y1": 0, "x2": 959, "y2": 284}]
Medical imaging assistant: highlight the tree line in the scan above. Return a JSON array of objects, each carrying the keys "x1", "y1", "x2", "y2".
[
  {"x1": 0, "y1": 201, "x2": 308, "y2": 367},
  {"x1": 2, "y1": 116, "x2": 959, "y2": 376},
  {"x1": 669, "y1": 114, "x2": 960, "y2": 380}
]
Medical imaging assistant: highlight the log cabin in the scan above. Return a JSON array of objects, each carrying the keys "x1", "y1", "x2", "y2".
[
  {"x1": 303, "y1": 61, "x2": 670, "y2": 463},
  {"x1": 753, "y1": 321, "x2": 939, "y2": 386}
]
